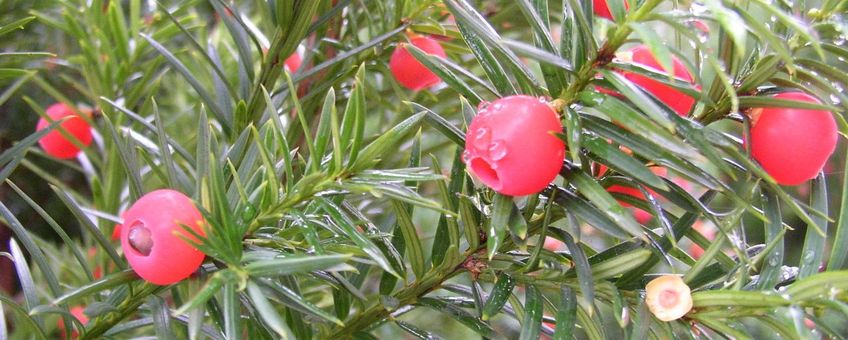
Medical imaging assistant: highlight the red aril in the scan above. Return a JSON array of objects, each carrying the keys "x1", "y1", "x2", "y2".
[
  {"x1": 36, "y1": 103, "x2": 93, "y2": 159},
  {"x1": 594, "y1": 0, "x2": 629, "y2": 21},
  {"x1": 111, "y1": 224, "x2": 121, "y2": 241},
  {"x1": 58, "y1": 306, "x2": 89, "y2": 339},
  {"x1": 606, "y1": 167, "x2": 667, "y2": 224},
  {"x1": 805, "y1": 318, "x2": 816, "y2": 330},
  {"x1": 594, "y1": 83, "x2": 624, "y2": 98},
  {"x1": 389, "y1": 36, "x2": 446, "y2": 90},
  {"x1": 84, "y1": 247, "x2": 102, "y2": 279},
  {"x1": 543, "y1": 237, "x2": 563, "y2": 251},
  {"x1": 284, "y1": 52, "x2": 302, "y2": 73},
  {"x1": 463, "y1": 95, "x2": 565, "y2": 196},
  {"x1": 691, "y1": 20, "x2": 710, "y2": 34},
  {"x1": 594, "y1": 140, "x2": 634, "y2": 178},
  {"x1": 542, "y1": 321, "x2": 557, "y2": 340},
  {"x1": 120, "y1": 189, "x2": 205, "y2": 285},
  {"x1": 70, "y1": 306, "x2": 88, "y2": 324},
  {"x1": 749, "y1": 91, "x2": 837, "y2": 185},
  {"x1": 621, "y1": 45, "x2": 697, "y2": 116},
  {"x1": 688, "y1": 221, "x2": 715, "y2": 260}
]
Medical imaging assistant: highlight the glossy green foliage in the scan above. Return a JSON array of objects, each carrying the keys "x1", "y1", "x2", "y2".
[{"x1": 0, "y1": 0, "x2": 847, "y2": 338}]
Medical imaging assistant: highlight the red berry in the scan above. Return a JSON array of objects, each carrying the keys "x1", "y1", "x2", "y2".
[
  {"x1": 621, "y1": 45, "x2": 697, "y2": 116},
  {"x1": 36, "y1": 103, "x2": 93, "y2": 159},
  {"x1": 607, "y1": 167, "x2": 667, "y2": 224},
  {"x1": 543, "y1": 237, "x2": 563, "y2": 251},
  {"x1": 120, "y1": 189, "x2": 205, "y2": 285},
  {"x1": 541, "y1": 321, "x2": 557, "y2": 339},
  {"x1": 595, "y1": 163, "x2": 609, "y2": 178},
  {"x1": 389, "y1": 36, "x2": 446, "y2": 90},
  {"x1": 111, "y1": 223, "x2": 121, "y2": 241},
  {"x1": 84, "y1": 247, "x2": 105, "y2": 279},
  {"x1": 804, "y1": 318, "x2": 816, "y2": 330},
  {"x1": 688, "y1": 221, "x2": 715, "y2": 260},
  {"x1": 691, "y1": 20, "x2": 710, "y2": 34},
  {"x1": 284, "y1": 52, "x2": 302, "y2": 73},
  {"x1": 749, "y1": 92, "x2": 837, "y2": 186},
  {"x1": 463, "y1": 95, "x2": 565, "y2": 196},
  {"x1": 58, "y1": 306, "x2": 89, "y2": 339},
  {"x1": 594, "y1": 0, "x2": 629, "y2": 20},
  {"x1": 593, "y1": 140, "x2": 634, "y2": 177},
  {"x1": 594, "y1": 83, "x2": 624, "y2": 98}
]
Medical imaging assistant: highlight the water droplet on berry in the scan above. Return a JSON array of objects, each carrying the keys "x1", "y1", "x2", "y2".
[
  {"x1": 472, "y1": 127, "x2": 491, "y2": 150},
  {"x1": 128, "y1": 222, "x2": 153, "y2": 256},
  {"x1": 492, "y1": 102, "x2": 504, "y2": 111},
  {"x1": 461, "y1": 150, "x2": 473, "y2": 163},
  {"x1": 537, "y1": 96, "x2": 548, "y2": 103},
  {"x1": 488, "y1": 140, "x2": 507, "y2": 160}
]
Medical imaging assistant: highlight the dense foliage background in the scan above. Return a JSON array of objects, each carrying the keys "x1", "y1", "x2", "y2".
[{"x1": 1, "y1": 0, "x2": 848, "y2": 338}]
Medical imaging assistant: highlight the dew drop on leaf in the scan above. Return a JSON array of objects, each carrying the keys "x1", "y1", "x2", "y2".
[
  {"x1": 802, "y1": 250, "x2": 816, "y2": 264},
  {"x1": 690, "y1": 3, "x2": 707, "y2": 15}
]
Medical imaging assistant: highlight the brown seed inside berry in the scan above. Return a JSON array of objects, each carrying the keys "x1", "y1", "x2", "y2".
[{"x1": 128, "y1": 222, "x2": 153, "y2": 256}]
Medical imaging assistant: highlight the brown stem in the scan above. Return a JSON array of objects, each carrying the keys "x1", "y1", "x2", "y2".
[{"x1": 324, "y1": 210, "x2": 558, "y2": 338}]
